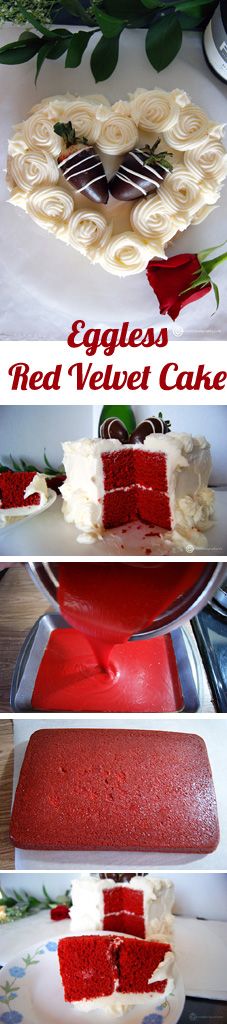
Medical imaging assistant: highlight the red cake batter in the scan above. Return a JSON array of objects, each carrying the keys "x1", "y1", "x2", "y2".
[
  {"x1": 10, "y1": 728, "x2": 219, "y2": 852},
  {"x1": 58, "y1": 934, "x2": 171, "y2": 1002},
  {"x1": 58, "y1": 562, "x2": 203, "y2": 671},
  {"x1": 31, "y1": 630, "x2": 183, "y2": 712}
]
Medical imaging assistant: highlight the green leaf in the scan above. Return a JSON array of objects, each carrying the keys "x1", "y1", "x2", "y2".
[
  {"x1": 95, "y1": 11, "x2": 125, "y2": 36},
  {"x1": 211, "y1": 280, "x2": 220, "y2": 312},
  {"x1": 145, "y1": 14, "x2": 182, "y2": 71},
  {"x1": 46, "y1": 38, "x2": 71, "y2": 59},
  {"x1": 9, "y1": 456, "x2": 23, "y2": 471},
  {"x1": 90, "y1": 33, "x2": 120, "y2": 81},
  {"x1": 142, "y1": 0, "x2": 166, "y2": 8},
  {"x1": 0, "y1": 37, "x2": 41, "y2": 64},
  {"x1": 65, "y1": 29, "x2": 94, "y2": 68},
  {"x1": 199, "y1": 240, "x2": 227, "y2": 261},
  {"x1": 202, "y1": 252, "x2": 227, "y2": 274},
  {"x1": 35, "y1": 39, "x2": 53, "y2": 81}
]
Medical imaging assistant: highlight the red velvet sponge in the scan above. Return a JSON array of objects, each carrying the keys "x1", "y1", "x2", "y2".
[{"x1": 10, "y1": 728, "x2": 219, "y2": 853}]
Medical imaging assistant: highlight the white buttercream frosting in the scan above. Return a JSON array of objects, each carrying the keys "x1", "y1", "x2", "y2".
[
  {"x1": 7, "y1": 88, "x2": 226, "y2": 275},
  {"x1": 23, "y1": 472, "x2": 48, "y2": 507},
  {"x1": 60, "y1": 433, "x2": 213, "y2": 548}
]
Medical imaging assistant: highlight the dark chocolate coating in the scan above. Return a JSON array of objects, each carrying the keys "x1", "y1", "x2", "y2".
[
  {"x1": 100, "y1": 417, "x2": 129, "y2": 443},
  {"x1": 109, "y1": 148, "x2": 167, "y2": 202},
  {"x1": 58, "y1": 145, "x2": 109, "y2": 204},
  {"x1": 130, "y1": 417, "x2": 169, "y2": 443}
]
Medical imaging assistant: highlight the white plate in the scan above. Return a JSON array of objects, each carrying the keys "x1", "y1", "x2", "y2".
[
  {"x1": 0, "y1": 939, "x2": 185, "y2": 1024},
  {"x1": 0, "y1": 489, "x2": 56, "y2": 529}
]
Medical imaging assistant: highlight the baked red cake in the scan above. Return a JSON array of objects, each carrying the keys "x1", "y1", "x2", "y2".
[
  {"x1": 57, "y1": 933, "x2": 174, "y2": 1010},
  {"x1": 10, "y1": 729, "x2": 219, "y2": 853},
  {"x1": 0, "y1": 470, "x2": 48, "y2": 509}
]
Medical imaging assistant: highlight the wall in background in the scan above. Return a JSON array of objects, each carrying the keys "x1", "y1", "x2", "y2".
[
  {"x1": 1, "y1": 872, "x2": 227, "y2": 921},
  {"x1": 0, "y1": 406, "x2": 226, "y2": 483}
]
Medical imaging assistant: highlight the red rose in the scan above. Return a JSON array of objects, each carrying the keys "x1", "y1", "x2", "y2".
[
  {"x1": 146, "y1": 253, "x2": 211, "y2": 320},
  {"x1": 50, "y1": 904, "x2": 70, "y2": 921}
]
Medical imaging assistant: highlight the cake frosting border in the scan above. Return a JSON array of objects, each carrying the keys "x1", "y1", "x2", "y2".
[{"x1": 7, "y1": 88, "x2": 227, "y2": 277}]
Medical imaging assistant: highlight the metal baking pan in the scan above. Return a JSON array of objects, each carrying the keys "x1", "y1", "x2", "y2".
[{"x1": 11, "y1": 614, "x2": 202, "y2": 712}]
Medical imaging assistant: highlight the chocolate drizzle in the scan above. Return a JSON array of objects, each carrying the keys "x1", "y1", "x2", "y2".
[
  {"x1": 100, "y1": 417, "x2": 129, "y2": 443},
  {"x1": 54, "y1": 121, "x2": 109, "y2": 204},
  {"x1": 130, "y1": 415, "x2": 171, "y2": 444},
  {"x1": 109, "y1": 140, "x2": 172, "y2": 202}
]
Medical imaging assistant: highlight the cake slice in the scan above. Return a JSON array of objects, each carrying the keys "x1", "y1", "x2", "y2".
[
  {"x1": 10, "y1": 729, "x2": 219, "y2": 853},
  {"x1": 70, "y1": 874, "x2": 174, "y2": 940},
  {"x1": 0, "y1": 470, "x2": 48, "y2": 509},
  {"x1": 60, "y1": 432, "x2": 213, "y2": 541},
  {"x1": 57, "y1": 933, "x2": 174, "y2": 1012}
]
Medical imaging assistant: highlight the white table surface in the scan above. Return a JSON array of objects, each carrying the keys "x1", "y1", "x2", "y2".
[
  {"x1": 0, "y1": 489, "x2": 226, "y2": 556},
  {"x1": 0, "y1": 28, "x2": 227, "y2": 340},
  {"x1": 12, "y1": 718, "x2": 227, "y2": 871},
  {"x1": 0, "y1": 910, "x2": 226, "y2": 1001}
]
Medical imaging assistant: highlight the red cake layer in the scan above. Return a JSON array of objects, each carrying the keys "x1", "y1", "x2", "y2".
[
  {"x1": 104, "y1": 887, "x2": 145, "y2": 939},
  {"x1": 100, "y1": 447, "x2": 172, "y2": 530},
  {"x1": 137, "y1": 487, "x2": 172, "y2": 530},
  {"x1": 58, "y1": 934, "x2": 171, "y2": 1003},
  {"x1": 10, "y1": 729, "x2": 219, "y2": 852},
  {"x1": 0, "y1": 471, "x2": 40, "y2": 509}
]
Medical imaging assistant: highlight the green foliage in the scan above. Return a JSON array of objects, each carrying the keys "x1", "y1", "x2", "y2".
[
  {"x1": 0, "y1": 0, "x2": 217, "y2": 77},
  {"x1": 0, "y1": 0, "x2": 54, "y2": 24},
  {"x1": 0, "y1": 885, "x2": 71, "y2": 924}
]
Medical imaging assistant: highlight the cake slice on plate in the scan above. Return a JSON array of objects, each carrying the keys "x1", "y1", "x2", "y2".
[
  {"x1": 0, "y1": 470, "x2": 48, "y2": 510},
  {"x1": 58, "y1": 933, "x2": 175, "y2": 1013}
]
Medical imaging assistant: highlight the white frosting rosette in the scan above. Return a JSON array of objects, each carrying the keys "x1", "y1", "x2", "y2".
[
  {"x1": 27, "y1": 185, "x2": 74, "y2": 232},
  {"x1": 69, "y1": 209, "x2": 112, "y2": 259},
  {"x1": 161, "y1": 167, "x2": 201, "y2": 223},
  {"x1": 129, "y1": 88, "x2": 178, "y2": 133},
  {"x1": 97, "y1": 115, "x2": 138, "y2": 155},
  {"x1": 7, "y1": 88, "x2": 227, "y2": 277},
  {"x1": 21, "y1": 112, "x2": 62, "y2": 155},
  {"x1": 165, "y1": 105, "x2": 217, "y2": 151},
  {"x1": 60, "y1": 100, "x2": 101, "y2": 144},
  {"x1": 131, "y1": 195, "x2": 179, "y2": 246},
  {"x1": 100, "y1": 232, "x2": 149, "y2": 276},
  {"x1": 9, "y1": 150, "x2": 59, "y2": 191},
  {"x1": 184, "y1": 140, "x2": 227, "y2": 184}
]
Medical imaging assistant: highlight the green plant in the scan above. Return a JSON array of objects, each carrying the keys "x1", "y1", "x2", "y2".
[
  {"x1": 0, "y1": 0, "x2": 54, "y2": 25},
  {"x1": 0, "y1": 885, "x2": 71, "y2": 923},
  {"x1": 0, "y1": 0, "x2": 217, "y2": 78},
  {"x1": 0, "y1": 449, "x2": 63, "y2": 475}
]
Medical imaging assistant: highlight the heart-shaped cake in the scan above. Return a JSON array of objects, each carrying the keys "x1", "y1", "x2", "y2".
[{"x1": 7, "y1": 88, "x2": 227, "y2": 277}]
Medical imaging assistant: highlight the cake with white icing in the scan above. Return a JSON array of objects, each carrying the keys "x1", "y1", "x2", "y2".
[
  {"x1": 60, "y1": 429, "x2": 213, "y2": 544},
  {"x1": 7, "y1": 88, "x2": 227, "y2": 277},
  {"x1": 70, "y1": 874, "x2": 174, "y2": 941},
  {"x1": 0, "y1": 470, "x2": 48, "y2": 511}
]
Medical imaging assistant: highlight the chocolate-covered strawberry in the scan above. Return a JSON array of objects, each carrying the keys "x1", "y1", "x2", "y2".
[
  {"x1": 100, "y1": 417, "x2": 129, "y2": 444},
  {"x1": 54, "y1": 121, "x2": 108, "y2": 204},
  {"x1": 130, "y1": 413, "x2": 171, "y2": 444},
  {"x1": 109, "y1": 139, "x2": 172, "y2": 202}
]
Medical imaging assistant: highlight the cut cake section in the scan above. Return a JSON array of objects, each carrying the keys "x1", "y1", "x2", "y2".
[
  {"x1": 57, "y1": 933, "x2": 174, "y2": 1010},
  {"x1": 0, "y1": 471, "x2": 48, "y2": 509},
  {"x1": 70, "y1": 874, "x2": 174, "y2": 940}
]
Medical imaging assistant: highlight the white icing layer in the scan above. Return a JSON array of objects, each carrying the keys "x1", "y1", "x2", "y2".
[
  {"x1": 7, "y1": 88, "x2": 227, "y2": 276},
  {"x1": 23, "y1": 472, "x2": 48, "y2": 507},
  {"x1": 60, "y1": 433, "x2": 213, "y2": 547}
]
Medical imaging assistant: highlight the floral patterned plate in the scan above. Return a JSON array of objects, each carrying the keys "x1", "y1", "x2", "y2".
[{"x1": 0, "y1": 938, "x2": 185, "y2": 1024}]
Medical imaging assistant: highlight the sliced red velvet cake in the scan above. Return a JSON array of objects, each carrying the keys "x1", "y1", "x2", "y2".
[
  {"x1": 0, "y1": 470, "x2": 48, "y2": 509},
  {"x1": 10, "y1": 728, "x2": 219, "y2": 853},
  {"x1": 70, "y1": 874, "x2": 174, "y2": 940},
  {"x1": 61, "y1": 433, "x2": 213, "y2": 541},
  {"x1": 58, "y1": 933, "x2": 175, "y2": 1011}
]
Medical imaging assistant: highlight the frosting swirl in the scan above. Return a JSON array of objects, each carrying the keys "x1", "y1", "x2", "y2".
[
  {"x1": 165, "y1": 105, "x2": 216, "y2": 150},
  {"x1": 27, "y1": 186, "x2": 74, "y2": 231},
  {"x1": 129, "y1": 89, "x2": 178, "y2": 132},
  {"x1": 60, "y1": 100, "x2": 101, "y2": 143},
  {"x1": 97, "y1": 116, "x2": 138, "y2": 155},
  {"x1": 184, "y1": 141, "x2": 227, "y2": 184},
  {"x1": 100, "y1": 232, "x2": 149, "y2": 276},
  {"x1": 161, "y1": 167, "x2": 201, "y2": 221},
  {"x1": 131, "y1": 195, "x2": 177, "y2": 246},
  {"x1": 22, "y1": 112, "x2": 62, "y2": 155},
  {"x1": 69, "y1": 209, "x2": 112, "y2": 258},
  {"x1": 9, "y1": 150, "x2": 59, "y2": 191}
]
